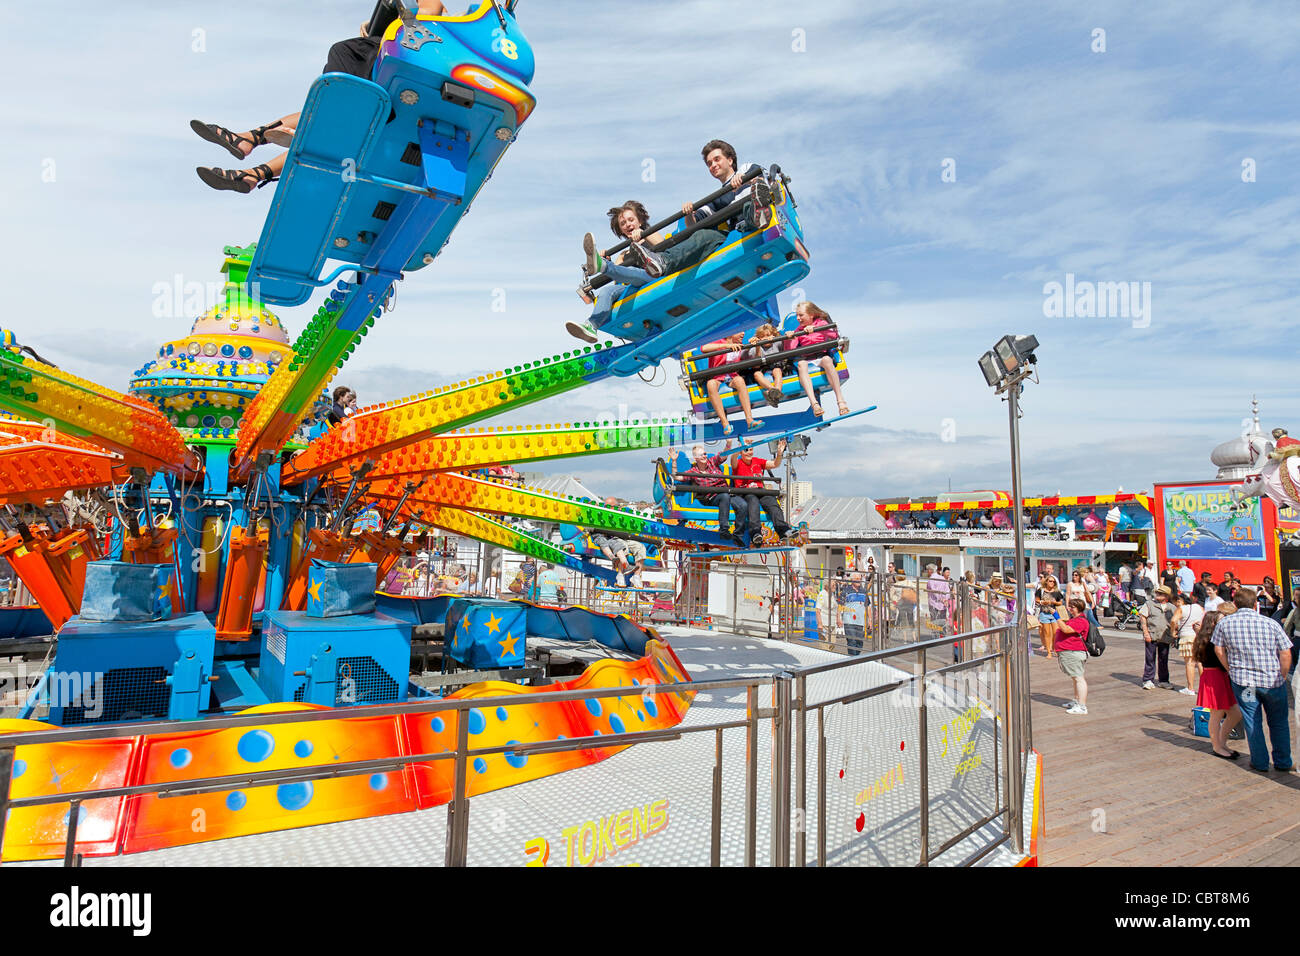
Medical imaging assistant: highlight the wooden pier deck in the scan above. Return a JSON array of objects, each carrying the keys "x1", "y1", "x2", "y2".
[{"x1": 1032, "y1": 627, "x2": 1300, "y2": 866}]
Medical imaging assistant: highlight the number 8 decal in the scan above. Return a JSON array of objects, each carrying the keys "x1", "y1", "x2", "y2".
[{"x1": 491, "y1": 28, "x2": 520, "y2": 60}]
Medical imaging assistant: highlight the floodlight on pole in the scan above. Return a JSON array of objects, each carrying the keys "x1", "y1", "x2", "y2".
[{"x1": 980, "y1": 332, "x2": 1040, "y2": 856}]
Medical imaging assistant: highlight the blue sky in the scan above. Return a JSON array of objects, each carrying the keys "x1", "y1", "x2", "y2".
[{"x1": 1, "y1": 0, "x2": 1296, "y2": 503}]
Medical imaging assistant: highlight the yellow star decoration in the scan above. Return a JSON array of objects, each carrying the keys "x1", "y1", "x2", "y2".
[
  {"x1": 498, "y1": 631, "x2": 519, "y2": 657},
  {"x1": 461, "y1": 615, "x2": 471, "y2": 633},
  {"x1": 308, "y1": 580, "x2": 324, "y2": 602},
  {"x1": 485, "y1": 613, "x2": 502, "y2": 635}
]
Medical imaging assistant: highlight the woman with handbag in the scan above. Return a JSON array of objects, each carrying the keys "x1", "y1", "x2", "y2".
[
  {"x1": 1171, "y1": 593, "x2": 1204, "y2": 696},
  {"x1": 1035, "y1": 575, "x2": 1064, "y2": 658}
]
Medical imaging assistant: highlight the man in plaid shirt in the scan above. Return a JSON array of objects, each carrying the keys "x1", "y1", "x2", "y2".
[{"x1": 1213, "y1": 588, "x2": 1294, "y2": 773}]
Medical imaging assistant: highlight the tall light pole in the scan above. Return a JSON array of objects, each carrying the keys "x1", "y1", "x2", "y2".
[{"x1": 979, "y1": 334, "x2": 1039, "y2": 856}]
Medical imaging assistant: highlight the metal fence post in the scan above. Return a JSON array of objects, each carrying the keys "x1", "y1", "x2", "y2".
[
  {"x1": 816, "y1": 706, "x2": 827, "y2": 867},
  {"x1": 711, "y1": 727, "x2": 723, "y2": 867},
  {"x1": 770, "y1": 676, "x2": 792, "y2": 867},
  {"x1": 445, "y1": 702, "x2": 471, "y2": 867},
  {"x1": 0, "y1": 745, "x2": 13, "y2": 866},
  {"x1": 63, "y1": 799, "x2": 82, "y2": 867},
  {"x1": 745, "y1": 683, "x2": 757, "y2": 867},
  {"x1": 918, "y1": 645, "x2": 929, "y2": 866},
  {"x1": 795, "y1": 673, "x2": 807, "y2": 867}
]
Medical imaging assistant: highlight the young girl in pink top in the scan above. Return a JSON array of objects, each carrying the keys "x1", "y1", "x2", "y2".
[
  {"x1": 699, "y1": 332, "x2": 756, "y2": 433},
  {"x1": 785, "y1": 301, "x2": 850, "y2": 418}
]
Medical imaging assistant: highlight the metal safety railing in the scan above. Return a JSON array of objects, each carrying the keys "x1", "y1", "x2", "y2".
[{"x1": 0, "y1": 591, "x2": 1030, "y2": 867}]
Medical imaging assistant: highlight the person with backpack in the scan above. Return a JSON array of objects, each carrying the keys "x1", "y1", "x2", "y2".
[
  {"x1": 1055, "y1": 598, "x2": 1092, "y2": 714},
  {"x1": 1139, "y1": 585, "x2": 1177, "y2": 689}
]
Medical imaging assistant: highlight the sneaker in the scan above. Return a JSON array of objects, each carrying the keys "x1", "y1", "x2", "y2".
[
  {"x1": 582, "y1": 232, "x2": 604, "y2": 275},
  {"x1": 631, "y1": 571, "x2": 643, "y2": 589},
  {"x1": 1065, "y1": 704, "x2": 1088, "y2": 715},
  {"x1": 635, "y1": 242, "x2": 668, "y2": 278},
  {"x1": 615, "y1": 571, "x2": 626, "y2": 587},
  {"x1": 1142, "y1": 680, "x2": 1157, "y2": 690},
  {"x1": 566, "y1": 320, "x2": 598, "y2": 343},
  {"x1": 1062, "y1": 700, "x2": 1077, "y2": 708},
  {"x1": 1157, "y1": 681, "x2": 1175, "y2": 690},
  {"x1": 1178, "y1": 687, "x2": 1196, "y2": 696}
]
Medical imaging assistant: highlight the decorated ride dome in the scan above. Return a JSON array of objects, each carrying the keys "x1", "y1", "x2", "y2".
[{"x1": 130, "y1": 244, "x2": 293, "y2": 440}]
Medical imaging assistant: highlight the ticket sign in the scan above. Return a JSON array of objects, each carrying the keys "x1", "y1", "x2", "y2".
[{"x1": 1161, "y1": 484, "x2": 1264, "y2": 560}]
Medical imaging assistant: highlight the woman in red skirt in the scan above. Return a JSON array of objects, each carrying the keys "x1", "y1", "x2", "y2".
[{"x1": 1192, "y1": 610, "x2": 1243, "y2": 760}]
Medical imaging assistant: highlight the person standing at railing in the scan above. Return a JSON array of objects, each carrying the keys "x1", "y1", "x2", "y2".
[
  {"x1": 842, "y1": 573, "x2": 867, "y2": 655},
  {"x1": 925, "y1": 564, "x2": 948, "y2": 635}
]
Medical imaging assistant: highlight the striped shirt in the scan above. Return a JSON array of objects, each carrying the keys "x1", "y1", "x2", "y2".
[{"x1": 1212, "y1": 610, "x2": 1293, "y2": 688}]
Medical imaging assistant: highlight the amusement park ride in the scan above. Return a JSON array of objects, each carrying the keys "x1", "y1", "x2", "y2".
[{"x1": 0, "y1": 1, "x2": 868, "y2": 860}]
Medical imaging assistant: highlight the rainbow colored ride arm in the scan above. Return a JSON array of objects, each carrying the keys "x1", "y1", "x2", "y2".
[
  {"x1": 0, "y1": 336, "x2": 196, "y2": 475},
  {"x1": 281, "y1": 342, "x2": 641, "y2": 482},
  {"x1": 360, "y1": 473, "x2": 723, "y2": 546},
  {"x1": 414, "y1": 505, "x2": 617, "y2": 583},
  {"x1": 313, "y1": 417, "x2": 696, "y2": 484}
]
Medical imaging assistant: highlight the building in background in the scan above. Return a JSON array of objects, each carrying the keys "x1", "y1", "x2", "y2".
[{"x1": 788, "y1": 480, "x2": 813, "y2": 513}]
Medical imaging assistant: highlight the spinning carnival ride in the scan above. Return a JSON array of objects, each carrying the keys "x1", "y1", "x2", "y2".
[{"x1": 0, "y1": 2, "x2": 864, "y2": 860}]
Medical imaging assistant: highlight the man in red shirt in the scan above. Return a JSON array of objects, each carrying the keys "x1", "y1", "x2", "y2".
[{"x1": 725, "y1": 439, "x2": 795, "y2": 546}]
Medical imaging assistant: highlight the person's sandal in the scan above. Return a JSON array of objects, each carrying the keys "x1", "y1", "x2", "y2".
[
  {"x1": 196, "y1": 164, "x2": 278, "y2": 194},
  {"x1": 810, "y1": 403, "x2": 823, "y2": 417},
  {"x1": 837, "y1": 402, "x2": 850, "y2": 416},
  {"x1": 190, "y1": 120, "x2": 285, "y2": 159}
]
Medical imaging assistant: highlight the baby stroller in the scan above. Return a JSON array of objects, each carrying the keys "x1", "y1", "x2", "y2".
[{"x1": 1110, "y1": 594, "x2": 1138, "y2": 630}]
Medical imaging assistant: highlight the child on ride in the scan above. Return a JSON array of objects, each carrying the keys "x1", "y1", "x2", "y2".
[
  {"x1": 784, "y1": 301, "x2": 849, "y2": 418},
  {"x1": 699, "y1": 333, "x2": 756, "y2": 434},
  {"x1": 747, "y1": 323, "x2": 786, "y2": 408}
]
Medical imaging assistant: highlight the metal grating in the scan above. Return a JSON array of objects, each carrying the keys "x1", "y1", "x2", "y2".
[
  {"x1": 62, "y1": 666, "x2": 169, "y2": 725},
  {"x1": 372, "y1": 200, "x2": 396, "y2": 221},
  {"x1": 400, "y1": 142, "x2": 422, "y2": 166},
  {"x1": 721, "y1": 277, "x2": 745, "y2": 291},
  {"x1": 335, "y1": 656, "x2": 400, "y2": 707}
]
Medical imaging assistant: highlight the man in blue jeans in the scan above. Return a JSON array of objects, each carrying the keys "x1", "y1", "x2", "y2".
[{"x1": 1213, "y1": 588, "x2": 1294, "y2": 772}]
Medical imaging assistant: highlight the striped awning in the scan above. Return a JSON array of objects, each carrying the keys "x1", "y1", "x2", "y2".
[{"x1": 877, "y1": 493, "x2": 1152, "y2": 514}]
